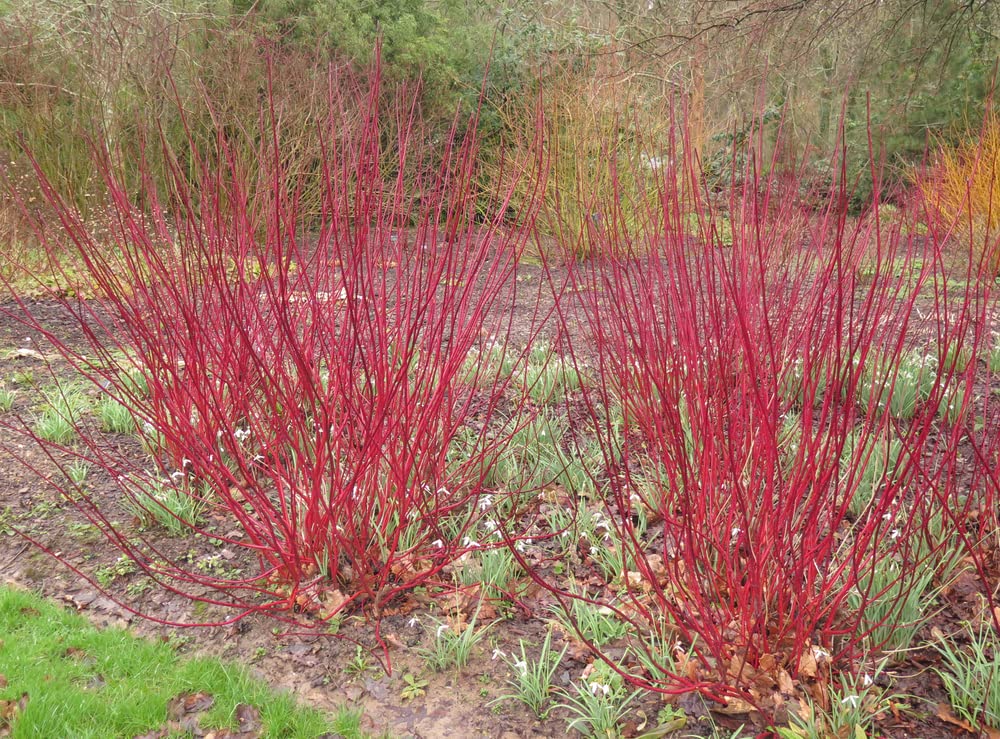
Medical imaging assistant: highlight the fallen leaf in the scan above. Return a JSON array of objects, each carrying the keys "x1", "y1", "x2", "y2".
[
  {"x1": 234, "y1": 703, "x2": 261, "y2": 734},
  {"x1": 318, "y1": 589, "x2": 348, "y2": 620},
  {"x1": 0, "y1": 693, "x2": 29, "y2": 735},
  {"x1": 0, "y1": 676, "x2": 6, "y2": 689},
  {"x1": 797, "y1": 650, "x2": 818, "y2": 679},
  {"x1": 713, "y1": 697, "x2": 754, "y2": 715},
  {"x1": 935, "y1": 703, "x2": 976, "y2": 733},
  {"x1": 167, "y1": 692, "x2": 214, "y2": 720},
  {"x1": 777, "y1": 669, "x2": 795, "y2": 696}
]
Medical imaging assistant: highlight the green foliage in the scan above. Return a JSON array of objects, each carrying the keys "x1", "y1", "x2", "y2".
[
  {"x1": 551, "y1": 588, "x2": 629, "y2": 647},
  {"x1": 0, "y1": 585, "x2": 342, "y2": 736},
  {"x1": 420, "y1": 608, "x2": 493, "y2": 672},
  {"x1": 0, "y1": 383, "x2": 14, "y2": 412},
  {"x1": 858, "y1": 351, "x2": 937, "y2": 420},
  {"x1": 124, "y1": 475, "x2": 205, "y2": 536},
  {"x1": 33, "y1": 382, "x2": 90, "y2": 444},
  {"x1": 556, "y1": 660, "x2": 641, "y2": 738},
  {"x1": 841, "y1": 430, "x2": 903, "y2": 517},
  {"x1": 935, "y1": 623, "x2": 1000, "y2": 730},
  {"x1": 98, "y1": 394, "x2": 136, "y2": 434},
  {"x1": 249, "y1": 0, "x2": 513, "y2": 118},
  {"x1": 777, "y1": 666, "x2": 889, "y2": 739},
  {"x1": 494, "y1": 629, "x2": 567, "y2": 718}
]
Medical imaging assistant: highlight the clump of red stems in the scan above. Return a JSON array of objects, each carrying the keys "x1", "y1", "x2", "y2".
[
  {"x1": 534, "y1": 112, "x2": 1000, "y2": 707},
  {"x1": 1, "y1": 61, "x2": 545, "y2": 650}
]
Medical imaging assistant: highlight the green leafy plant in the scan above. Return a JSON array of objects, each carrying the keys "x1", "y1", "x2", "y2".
[
  {"x1": 124, "y1": 476, "x2": 206, "y2": 536},
  {"x1": 848, "y1": 553, "x2": 942, "y2": 656},
  {"x1": 490, "y1": 411, "x2": 568, "y2": 492},
  {"x1": 65, "y1": 460, "x2": 90, "y2": 487},
  {"x1": 344, "y1": 646, "x2": 372, "y2": 676},
  {"x1": 841, "y1": 430, "x2": 903, "y2": 517},
  {"x1": 522, "y1": 340, "x2": 582, "y2": 404},
  {"x1": 420, "y1": 608, "x2": 493, "y2": 672},
  {"x1": 32, "y1": 407, "x2": 77, "y2": 444},
  {"x1": 551, "y1": 588, "x2": 629, "y2": 647},
  {"x1": 33, "y1": 383, "x2": 90, "y2": 444},
  {"x1": 935, "y1": 623, "x2": 1000, "y2": 731},
  {"x1": 858, "y1": 351, "x2": 937, "y2": 420},
  {"x1": 988, "y1": 344, "x2": 1000, "y2": 373},
  {"x1": 493, "y1": 628, "x2": 568, "y2": 718},
  {"x1": 11, "y1": 369, "x2": 34, "y2": 387},
  {"x1": 937, "y1": 382, "x2": 973, "y2": 426},
  {"x1": 400, "y1": 673, "x2": 428, "y2": 701},
  {"x1": 97, "y1": 394, "x2": 136, "y2": 434},
  {"x1": 95, "y1": 556, "x2": 138, "y2": 587},
  {"x1": 455, "y1": 542, "x2": 522, "y2": 600},
  {"x1": 778, "y1": 665, "x2": 889, "y2": 739},
  {"x1": 556, "y1": 661, "x2": 642, "y2": 738},
  {"x1": 0, "y1": 384, "x2": 14, "y2": 412}
]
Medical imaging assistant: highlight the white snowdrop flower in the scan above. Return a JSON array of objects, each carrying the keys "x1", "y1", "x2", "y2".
[
  {"x1": 462, "y1": 537, "x2": 480, "y2": 548},
  {"x1": 491, "y1": 648, "x2": 506, "y2": 661},
  {"x1": 589, "y1": 546, "x2": 599, "y2": 555},
  {"x1": 170, "y1": 470, "x2": 185, "y2": 481},
  {"x1": 483, "y1": 519, "x2": 498, "y2": 531},
  {"x1": 515, "y1": 539, "x2": 527, "y2": 552},
  {"x1": 478, "y1": 494, "x2": 494, "y2": 511},
  {"x1": 629, "y1": 493, "x2": 641, "y2": 504},
  {"x1": 840, "y1": 695, "x2": 860, "y2": 708},
  {"x1": 882, "y1": 512, "x2": 892, "y2": 521},
  {"x1": 182, "y1": 458, "x2": 192, "y2": 468},
  {"x1": 436, "y1": 624, "x2": 449, "y2": 638},
  {"x1": 731, "y1": 526, "x2": 742, "y2": 539},
  {"x1": 588, "y1": 681, "x2": 611, "y2": 697},
  {"x1": 408, "y1": 617, "x2": 421, "y2": 628},
  {"x1": 862, "y1": 674, "x2": 874, "y2": 687},
  {"x1": 431, "y1": 539, "x2": 443, "y2": 548},
  {"x1": 812, "y1": 646, "x2": 830, "y2": 661},
  {"x1": 436, "y1": 486, "x2": 449, "y2": 496},
  {"x1": 514, "y1": 659, "x2": 528, "y2": 676},
  {"x1": 890, "y1": 529, "x2": 901, "y2": 540}
]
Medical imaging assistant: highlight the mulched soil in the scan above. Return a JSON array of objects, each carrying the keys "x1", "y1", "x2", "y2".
[{"x1": 2, "y1": 246, "x2": 999, "y2": 738}]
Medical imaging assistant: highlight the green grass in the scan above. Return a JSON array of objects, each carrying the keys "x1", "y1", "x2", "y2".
[
  {"x1": 0, "y1": 383, "x2": 14, "y2": 412},
  {"x1": 0, "y1": 585, "x2": 361, "y2": 738}
]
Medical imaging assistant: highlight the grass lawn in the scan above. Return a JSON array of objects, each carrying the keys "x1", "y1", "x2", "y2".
[{"x1": 0, "y1": 585, "x2": 365, "y2": 738}]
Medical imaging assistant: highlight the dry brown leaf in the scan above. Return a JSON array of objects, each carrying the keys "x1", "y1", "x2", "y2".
[
  {"x1": 713, "y1": 697, "x2": 755, "y2": 715},
  {"x1": 0, "y1": 693, "x2": 29, "y2": 736},
  {"x1": 777, "y1": 669, "x2": 795, "y2": 696},
  {"x1": 167, "y1": 691, "x2": 214, "y2": 720},
  {"x1": 934, "y1": 703, "x2": 977, "y2": 733},
  {"x1": 797, "y1": 650, "x2": 818, "y2": 679},
  {"x1": 758, "y1": 653, "x2": 777, "y2": 673},
  {"x1": 234, "y1": 703, "x2": 261, "y2": 734},
  {"x1": 318, "y1": 589, "x2": 348, "y2": 620}
]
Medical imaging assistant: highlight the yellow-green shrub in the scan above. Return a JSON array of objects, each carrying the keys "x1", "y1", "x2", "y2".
[
  {"x1": 923, "y1": 113, "x2": 1000, "y2": 272},
  {"x1": 490, "y1": 61, "x2": 675, "y2": 260}
]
